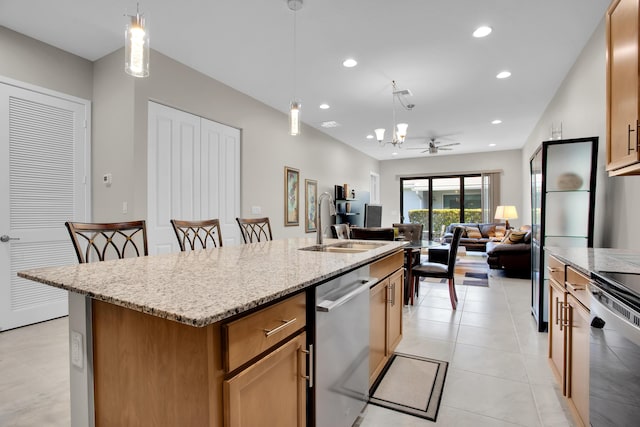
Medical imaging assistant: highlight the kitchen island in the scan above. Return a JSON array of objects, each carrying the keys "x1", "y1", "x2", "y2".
[{"x1": 18, "y1": 237, "x2": 406, "y2": 427}]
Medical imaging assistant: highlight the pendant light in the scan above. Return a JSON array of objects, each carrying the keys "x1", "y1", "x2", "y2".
[
  {"x1": 375, "y1": 80, "x2": 414, "y2": 146},
  {"x1": 125, "y1": 3, "x2": 149, "y2": 78},
  {"x1": 288, "y1": 0, "x2": 303, "y2": 135}
]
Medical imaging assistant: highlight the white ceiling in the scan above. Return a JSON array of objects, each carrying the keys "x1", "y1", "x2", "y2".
[{"x1": 0, "y1": 0, "x2": 609, "y2": 160}]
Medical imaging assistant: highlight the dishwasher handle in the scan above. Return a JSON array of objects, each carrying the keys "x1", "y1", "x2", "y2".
[{"x1": 316, "y1": 277, "x2": 378, "y2": 312}]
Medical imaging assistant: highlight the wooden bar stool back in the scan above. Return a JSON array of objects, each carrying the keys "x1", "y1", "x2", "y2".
[
  {"x1": 236, "y1": 217, "x2": 273, "y2": 243},
  {"x1": 170, "y1": 219, "x2": 223, "y2": 251},
  {"x1": 65, "y1": 221, "x2": 148, "y2": 263}
]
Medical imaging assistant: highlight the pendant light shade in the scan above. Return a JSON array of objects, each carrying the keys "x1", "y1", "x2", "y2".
[
  {"x1": 374, "y1": 128, "x2": 386, "y2": 142},
  {"x1": 125, "y1": 4, "x2": 149, "y2": 78},
  {"x1": 374, "y1": 80, "x2": 413, "y2": 146},
  {"x1": 290, "y1": 100, "x2": 301, "y2": 136},
  {"x1": 396, "y1": 123, "x2": 408, "y2": 142}
]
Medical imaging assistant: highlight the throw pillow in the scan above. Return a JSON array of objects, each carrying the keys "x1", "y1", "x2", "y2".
[
  {"x1": 494, "y1": 225, "x2": 506, "y2": 239},
  {"x1": 480, "y1": 224, "x2": 496, "y2": 237},
  {"x1": 504, "y1": 231, "x2": 527, "y2": 244},
  {"x1": 465, "y1": 226, "x2": 482, "y2": 239}
]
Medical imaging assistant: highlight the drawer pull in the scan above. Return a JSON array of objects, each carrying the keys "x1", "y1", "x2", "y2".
[
  {"x1": 566, "y1": 282, "x2": 586, "y2": 292},
  {"x1": 263, "y1": 318, "x2": 297, "y2": 337},
  {"x1": 547, "y1": 267, "x2": 562, "y2": 273}
]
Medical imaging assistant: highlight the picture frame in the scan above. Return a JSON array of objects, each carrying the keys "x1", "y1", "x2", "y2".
[
  {"x1": 284, "y1": 166, "x2": 300, "y2": 226},
  {"x1": 305, "y1": 179, "x2": 318, "y2": 233}
]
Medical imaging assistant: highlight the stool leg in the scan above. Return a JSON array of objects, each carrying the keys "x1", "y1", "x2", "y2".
[{"x1": 448, "y1": 278, "x2": 457, "y2": 310}]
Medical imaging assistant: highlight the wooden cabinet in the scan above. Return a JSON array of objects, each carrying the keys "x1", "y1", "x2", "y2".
[
  {"x1": 548, "y1": 275, "x2": 567, "y2": 392},
  {"x1": 547, "y1": 256, "x2": 590, "y2": 427},
  {"x1": 224, "y1": 332, "x2": 307, "y2": 427},
  {"x1": 369, "y1": 251, "x2": 404, "y2": 386},
  {"x1": 567, "y1": 293, "x2": 590, "y2": 427},
  {"x1": 92, "y1": 291, "x2": 309, "y2": 427},
  {"x1": 606, "y1": 0, "x2": 640, "y2": 175}
]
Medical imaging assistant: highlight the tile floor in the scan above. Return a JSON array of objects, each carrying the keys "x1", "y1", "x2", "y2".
[
  {"x1": 360, "y1": 256, "x2": 575, "y2": 426},
  {"x1": 0, "y1": 255, "x2": 575, "y2": 426}
]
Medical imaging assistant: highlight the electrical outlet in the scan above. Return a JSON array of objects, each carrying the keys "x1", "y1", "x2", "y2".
[
  {"x1": 71, "y1": 331, "x2": 83, "y2": 369},
  {"x1": 103, "y1": 173, "x2": 112, "y2": 186}
]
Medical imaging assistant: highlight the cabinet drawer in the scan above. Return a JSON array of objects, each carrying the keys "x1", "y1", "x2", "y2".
[
  {"x1": 370, "y1": 251, "x2": 404, "y2": 281},
  {"x1": 548, "y1": 256, "x2": 566, "y2": 285},
  {"x1": 566, "y1": 267, "x2": 590, "y2": 310},
  {"x1": 223, "y1": 292, "x2": 306, "y2": 372}
]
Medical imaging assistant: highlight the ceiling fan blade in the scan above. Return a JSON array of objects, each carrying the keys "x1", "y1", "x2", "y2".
[
  {"x1": 438, "y1": 147, "x2": 453, "y2": 150},
  {"x1": 435, "y1": 142, "x2": 460, "y2": 148}
]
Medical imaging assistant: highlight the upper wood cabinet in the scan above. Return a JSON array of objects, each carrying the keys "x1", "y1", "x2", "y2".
[{"x1": 606, "y1": 0, "x2": 640, "y2": 175}]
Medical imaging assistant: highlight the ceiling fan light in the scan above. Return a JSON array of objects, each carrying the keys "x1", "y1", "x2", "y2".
[{"x1": 374, "y1": 128, "x2": 385, "y2": 142}]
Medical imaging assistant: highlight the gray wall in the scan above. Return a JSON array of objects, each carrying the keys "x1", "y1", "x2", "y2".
[{"x1": 379, "y1": 150, "x2": 523, "y2": 228}]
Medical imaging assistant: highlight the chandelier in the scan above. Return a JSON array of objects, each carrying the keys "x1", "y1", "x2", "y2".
[{"x1": 374, "y1": 80, "x2": 414, "y2": 146}]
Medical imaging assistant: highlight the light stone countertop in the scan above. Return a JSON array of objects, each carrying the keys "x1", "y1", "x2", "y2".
[
  {"x1": 18, "y1": 238, "x2": 407, "y2": 327},
  {"x1": 545, "y1": 246, "x2": 640, "y2": 276}
]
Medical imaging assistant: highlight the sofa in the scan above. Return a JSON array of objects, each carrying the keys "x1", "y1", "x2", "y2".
[
  {"x1": 486, "y1": 225, "x2": 532, "y2": 277},
  {"x1": 442, "y1": 222, "x2": 507, "y2": 252}
]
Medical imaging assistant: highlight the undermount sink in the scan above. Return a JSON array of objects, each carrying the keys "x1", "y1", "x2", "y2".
[{"x1": 299, "y1": 241, "x2": 387, "y2": 253}]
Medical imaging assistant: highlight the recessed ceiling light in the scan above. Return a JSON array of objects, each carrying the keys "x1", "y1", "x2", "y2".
[
  {"x1": 342, "y1": 58, "x2": 358, "y2": 68},
  {"x1": 366, "y1": 134, "x2": 374, "y2": 139},
  {"x1": 391, "y1": 152, "x2": 398, "y2": 156},
  {"x1": 496, "y1": 71, "x2": 511, "y2": 79},
  {"x1": 489, "y1": 143, "x2": 497, "y2": 147},
  {"x1": 491, "y1": 119, "x2": 502, "y2": 124},
  {"x1": 320, "y1": 121, "x2": 339, "y2": 128},
  {"x1": 319, "y1": 103, "x2": 330, "y2": 109},
  {"x1": 473, "y1": 26, "x2": 492, "y2": 38}
]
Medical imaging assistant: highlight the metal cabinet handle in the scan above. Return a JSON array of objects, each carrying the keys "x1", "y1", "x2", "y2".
[
  {"x1": 558, "y1": 298, "x2": 563, "y2": 331},
  {"x1": 316, "y1": 277, "x2": 378, "y2": 312},
  {"x1": 555, "y1": 297, "x2": 561, "y2": 326},
  {"x1": 0, "y1": 235, "x2": 20, "y2": 243},
  {"x1": 263, "y1": 318, "x2": 297, "y2": 337},
  {"x1": 547, "y1": 266, "x2": 562, "y2": 273},
  {"x1": 629, "y1": 123, "x2": 637, "y2": 155},
  {"x1": 565, "y1": 282, "x2": 585, "y2": 292},
  {"x1": 635, "y1": 120, "x2": 639, "y2": 152},
  {"x1": 562, "y1": 303, "x2": 571, "y2": 328},
  {"x1": 301, "y1": 344, "x2": 314, "y2": 388},
  {"x1": 388, "y1": 282, "x2": 396, "y2": 306}
]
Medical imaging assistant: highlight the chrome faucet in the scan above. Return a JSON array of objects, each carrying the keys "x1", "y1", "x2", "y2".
[{"x1": 317, "y1": 192, "x2": 336, "y2": 245}]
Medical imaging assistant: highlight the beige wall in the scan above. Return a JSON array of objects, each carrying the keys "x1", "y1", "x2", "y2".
[
  {"x1": 0, "y1": 27, "x2": 93, "y2": 100},
  {"x1": 379, "y1": 149, "x2": 523, "y2": 228},
  {"x1": 519, "y1": 18, "x2": 625, "y2": 249},
  {"x1": 91, "y1": 49, "x2": 380, "y2": 239}
]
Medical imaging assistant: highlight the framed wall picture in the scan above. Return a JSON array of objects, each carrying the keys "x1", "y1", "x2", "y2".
[
  {"x1": 305, "y1": 179, "x2": 318, "y2": 233},
  {"x1": 284, "y1": 166, "x2": 300, "y2": 226}
]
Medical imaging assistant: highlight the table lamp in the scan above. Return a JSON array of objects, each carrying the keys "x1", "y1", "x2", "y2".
[{"x1": 495, "y1": 205, "x2": 518, "y2": 229}]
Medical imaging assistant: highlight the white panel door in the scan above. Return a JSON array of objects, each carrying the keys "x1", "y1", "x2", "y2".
[
  {"x1": 147, "y1": 102, "x2": 241, "y2": 254},
  {"x1": 0, "y1": 81, "x2": 90, "y2": 331}
]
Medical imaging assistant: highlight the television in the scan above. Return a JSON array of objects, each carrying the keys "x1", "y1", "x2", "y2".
[{"x1": 363, "y1": 204, "x2": 382, "y2": 227}]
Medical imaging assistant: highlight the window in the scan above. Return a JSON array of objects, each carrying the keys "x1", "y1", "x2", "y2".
[{"x1": 400, "y1": 173, "x2": 499, "y2": 241}]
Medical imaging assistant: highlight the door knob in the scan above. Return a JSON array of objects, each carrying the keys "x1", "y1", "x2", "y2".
[{"x1": 0, "y1": 235, "x2": 20, "y2": 243}]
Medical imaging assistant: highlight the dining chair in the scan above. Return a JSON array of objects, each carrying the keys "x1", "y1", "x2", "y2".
[
  {"x1": 350, "y1": 226, "x2": 395, "y2": 241},
  {"x1": 65, "y1": 220, "x2": 148, "y2": 263},
  {"x1": 392, "y1": 223, "x2": 424, "y2": 245},
  {"x1": 330, "y1": 224, "x2": 351, "y2": 239},
  {"x1": 236, "y1": 217, "x2": 273, "y2": 243},
  {"x1": 170, "y1": 219, "x2": 223, "y2": 251},
  {"x1": 411, "y1": 226, "x2": 464, "y2": 309}
]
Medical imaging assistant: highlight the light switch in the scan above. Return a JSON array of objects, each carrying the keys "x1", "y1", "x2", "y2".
[{"x1": 71, "y1": 331, "x2": 83, "y2": 369}]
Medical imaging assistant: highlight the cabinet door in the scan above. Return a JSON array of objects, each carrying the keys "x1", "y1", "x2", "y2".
[
  {"x1": 548, "y1": 278, "x2": 567, "y2": 393},
  {"x1": 607, "y1": 0, "x2": 640, "y2": 171},
  {"x1": 567, "y1": 295, "x2": 590, "y2": 427},
  {"x1": 224, "y1": 332, "x2": 307, "y2": 427},
  {"x1": 387, "y1": 269, "x2": 403, "y2": 354},
  {"x1": 369, "y1": 279, "x2": 388, "y2": 385}
]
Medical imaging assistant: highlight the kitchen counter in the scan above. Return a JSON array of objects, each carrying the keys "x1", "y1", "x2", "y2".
[
  {"x1": 18, "y1": 237, "x2": 407, "y2": 327},
  {"x1": 545, "y1": 246, "x2": 640, "y2": 277}
]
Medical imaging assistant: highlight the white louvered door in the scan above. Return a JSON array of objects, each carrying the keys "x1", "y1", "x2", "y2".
[{"x1": 0, "y1": 81, "x2": 90, "y2": 330}]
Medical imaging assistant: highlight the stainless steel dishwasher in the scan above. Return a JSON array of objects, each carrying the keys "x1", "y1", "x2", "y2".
[{"x1": 315, "y1": 264, "x2": 375, "y2": 427}]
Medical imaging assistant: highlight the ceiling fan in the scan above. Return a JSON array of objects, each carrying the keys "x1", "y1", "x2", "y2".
[{"x1": 407, "y1": 137, "x2": 461, "y2": 154}]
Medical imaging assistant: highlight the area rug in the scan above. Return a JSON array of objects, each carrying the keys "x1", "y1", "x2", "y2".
[
  {"x1": 462, "y1": 271, "x2": 489, "y2": 287},
  {"x1": 368, "y1": 353, "x2": 448, "y2": 422}
]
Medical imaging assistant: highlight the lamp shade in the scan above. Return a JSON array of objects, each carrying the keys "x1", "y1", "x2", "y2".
[
  {"x1": 495, "y1": 205, "x2": 518, "y2": 229},
  {"x1": 374, "y1": 128, "x2": 385, "y2": 142},
  {"x1": 495, "y1": 205, "x2": 518, "y2": 220}
]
